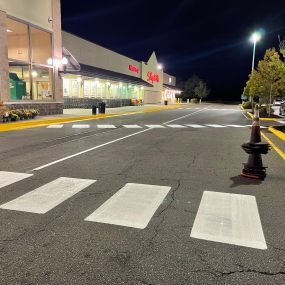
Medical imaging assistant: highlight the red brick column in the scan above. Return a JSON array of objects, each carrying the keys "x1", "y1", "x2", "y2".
[
  {"x1": 52, "y1": 0, "x2": 63, "y2": 102},
  {"x1": 0, "y1": 10, "x2": 9, "y2": 103}
]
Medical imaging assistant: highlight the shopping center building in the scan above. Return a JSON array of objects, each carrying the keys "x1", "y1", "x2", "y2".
[{"x1": 0, "y1": 0, "x2": 180, "y2": 115}]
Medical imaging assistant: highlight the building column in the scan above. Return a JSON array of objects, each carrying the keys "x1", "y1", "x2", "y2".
[
  {"x1": 0, "y1": 10, "x2": 9, "y2": 103},
  {"x1": 52, "y1": 0, "x2": 63, "y2": 102}
]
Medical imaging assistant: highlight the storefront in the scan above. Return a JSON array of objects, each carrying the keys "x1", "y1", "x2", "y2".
[
  {"x1": 0, "y1": 0, "x2": 63, "y2": 115},
  {"x1": 0, "y1": 1, "x2": 179, "y2": 115}
]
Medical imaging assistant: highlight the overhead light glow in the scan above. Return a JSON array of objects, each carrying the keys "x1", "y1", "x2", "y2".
[
  {"x1": 157, "y1": 64, "x2": 163, "y2": 70},
  {"x1": 61, "y1": 57, "x2": 68, "y2": 65},
  {"x1": 77, "y1": 77, "x2": 82, "y2": 82},
  {"x1": 47, "y1": 57, "x2": 53, "y2": 65},
  {"x1": 250, "y1": 32, "x2": 262, "y2": 43},
  {"x1": 6, "y1": 29, "x2": 13, "y2": 33},
  {"x1": 32, "y1": 71, "x2": 38, "y2": 78}
]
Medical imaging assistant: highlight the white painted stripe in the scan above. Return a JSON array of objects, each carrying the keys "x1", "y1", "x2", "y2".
[
  {"x1": 163, "y1": 108, "x2": 209, "y2": 124},
  {"x1": 97, "y1": 124, "x2": 116, "y2": 129},
  {"x1": 122, "y1": 125, "x2": 143, "y2": 129},
  {"x1": 0, "y1": 177, "x2": 96, "y2": 214},
  {"x1": 85, "y1": 183, "x2": 171, "y2": 229},
  {"x1": 190, "y1": 191, "x2": 267, "y2": 250},
  {"x1": 32, "y1": 128, "x2": 151, "y2": 171},
  {"x1": 186, "y1": 124, "x2": 206, "y2": 128},
  {"x1": 145, "y1": 125, "x2": 166, "y2": 128},
  {"x1": 72, "y1": 124, "x2": 90, "y2": 129},
  {"x1": 0, "y1": 171, "x2": 33, "y2": 189},
  {"x1": 226, "y1": 125, "x2": 247, "y2": 128},
  {"x1": 276, "y1": 120, "x2": 285, "y2": 124},
  {"x1": 205, "y1": 124, "x2": 227, "y2": 128},
  {"x1": 47, "y1": 125, "x2": 63, "y2": 129},
  {"x1": 165, "y1": 124, "x2": 187, "y2": 128}
]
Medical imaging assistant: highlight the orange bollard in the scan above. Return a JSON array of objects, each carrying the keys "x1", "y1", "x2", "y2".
[{"x1": 241, "y1": 105, "x2": 270, "y2": 180}]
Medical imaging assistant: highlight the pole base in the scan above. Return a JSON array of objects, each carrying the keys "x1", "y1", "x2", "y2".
[{"x1": 241, "y1": 167, "x2": 266, "y2": 180}]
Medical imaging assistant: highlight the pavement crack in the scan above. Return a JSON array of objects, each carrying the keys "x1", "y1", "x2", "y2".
[{"x1": 139, "y1": 179, "x2": 181, "y2": 258}]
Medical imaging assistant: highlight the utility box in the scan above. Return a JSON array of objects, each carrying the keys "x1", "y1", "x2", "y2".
[{"x1": 9, "y1": 73, "x2": 26, "y2": 100}]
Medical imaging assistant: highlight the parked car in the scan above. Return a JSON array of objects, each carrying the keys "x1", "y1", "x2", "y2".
[
  {"x1": 273, "y1": 98, "x2": 284, "y2": 106},
  {"x1": 280, "y1": 102, "x2": 285, "y2": 116}
]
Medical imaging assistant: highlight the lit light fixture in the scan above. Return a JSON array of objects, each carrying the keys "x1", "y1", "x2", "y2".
[
  {"x1": 119, "y1": 82, "x2": 123, "y2": 87},
  {"x1": 32, "y1": 71, "x2": 38, "y2": 78},
  {"x1": 47, "y1": 57, "x2": 53, "y2": 65},
  {"x1": 95, "y1": 80, "x2": 100, "y2": 86},
  {"x1": 61, "y1": 57, "x2": 68, "y2": 65},
  {"x1": 128, "y1": 84, "x2": 132, "y2": 88},
  {"x1": 6, "y1": 29, "x2": 13, "y2": 33},
  {"x1": 169, "y1": 77, "x2": 172, "y2": 83},
  {"x1": 106, "y1": 81, "x2": 111, "y2": 86},
  {"x1": 157, "y1": 64, "x2": 163, "y2": 70},
  {"x1": 77, "y1": 77, "x2": 82, "y2": 82},
  {"x1": 141, "y1": 86, "x2": 144, "y2": 90},
  {"x1": 250, "y1": 32, "x2": 262, "y2": 43}
]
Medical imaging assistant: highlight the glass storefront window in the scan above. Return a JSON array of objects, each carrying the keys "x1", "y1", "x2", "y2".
[
  {"x1": 31, "y1": 27, "x2": 52, "y2": 65},
  {"x1": 6, "y1": 17, "x2": 54, "y2": 101},
  {"x1": 32, "y1": 66, "x2": 53, "y2": 100},
  {"x1": 6, "y1": 18, "x2": 29, "y2": 62},
  {"x1": 9, "y1": 63, "x2": 31, "y2": 100}
]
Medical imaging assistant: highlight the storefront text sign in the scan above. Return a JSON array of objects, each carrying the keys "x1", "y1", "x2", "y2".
[
  {"x1": 129, "y1": 65, "x2": 140, "y2": 74},
  {"x1": 147, "y1": 71, "x2": 160, "y2": 83}
]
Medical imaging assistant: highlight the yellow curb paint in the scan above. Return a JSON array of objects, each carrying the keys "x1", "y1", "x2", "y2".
[
  {"x1": 0, "y1": 105, "x2": 180, "y2": 133},
  {"x1": 246, "y1": 112, "x2": 280, "y2": 121},
  {"x1": 268, "y1": 127, "x2": 285, "y2": 142},
  {"x1": 246, "y1": 112, "x2": 254, "y2": 119},
  {"x1": 261, "y1": 132, "x2": 285, "y2": 160}
]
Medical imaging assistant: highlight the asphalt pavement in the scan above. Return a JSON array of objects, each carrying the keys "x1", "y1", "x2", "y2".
[{"x1": 0, "y1": 104, "x2": 284, "y2": 285}]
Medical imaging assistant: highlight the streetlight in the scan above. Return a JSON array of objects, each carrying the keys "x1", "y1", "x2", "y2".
[{"x1": 250, "y1": 31, "x2": 262, "y2": 112}]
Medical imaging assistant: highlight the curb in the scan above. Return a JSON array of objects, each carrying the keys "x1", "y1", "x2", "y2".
[
  {"x1": 0, "y1": 105, "x2": 180, "y2": 133},
  {"x1": 246, "y1": 111, "x2": 280, "y2": 121},
  {"x1": 268, "y1": 126, "x2": 285, "y2": 142}
]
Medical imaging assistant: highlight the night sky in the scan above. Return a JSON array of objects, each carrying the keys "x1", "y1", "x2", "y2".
[{"x1": 61, "y1": 0, "x2": 285, "y2": 101}]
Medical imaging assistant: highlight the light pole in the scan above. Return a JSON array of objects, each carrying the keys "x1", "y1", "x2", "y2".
[{"x1": 250, "y1": 32, "x2": 262, "y2": 112}]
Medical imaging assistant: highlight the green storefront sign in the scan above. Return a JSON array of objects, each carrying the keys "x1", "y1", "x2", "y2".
[{"x1": 9, "y1": 73, "x2": 26, "y2": 100}]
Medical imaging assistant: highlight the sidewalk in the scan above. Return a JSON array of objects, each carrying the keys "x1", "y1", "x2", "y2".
[{"x1": 0, "y1": 104, "x2": 179, "y2": 132}]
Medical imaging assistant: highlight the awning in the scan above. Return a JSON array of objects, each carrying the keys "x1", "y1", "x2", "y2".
[
  {"x1": 163, "y1": 83, "x2": 182, "y2": 92},
  {"x1": 61, "y1": 63, "x2": 153, "y2": 87}
]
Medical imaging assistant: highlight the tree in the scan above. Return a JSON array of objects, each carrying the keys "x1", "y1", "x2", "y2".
[
  {"x1": 243, "y1": 48, "x2": 285, "y2": 113},
  {"x1": 194, "y1": 80, "x2": 210, "y2": 103},
  {"x1": 183, "y1": 75, "x2": 201, "y2": 100}
]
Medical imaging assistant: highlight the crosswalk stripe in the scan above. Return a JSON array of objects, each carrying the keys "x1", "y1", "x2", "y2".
[
  {"x1": 190, "y1": 191, "x2": 267, "y2": 250},
  {"x1": 145, "y1": 125, "x2": 166, "y2": 128},
  {"x1": 226, "y1": 125, "x2": 247, "y2": 128},
  {"x1": 85, "y1": 183, "x2": 171, "y2": 229},
  {"x1": 0, "y1": 177, "x2": 96, "y2": 214},
  {"x1": 72, "y1": 124, "x2": 90, "y2": 129},
  {"x1": 165, "y1": 124, "x2": 187, "y2": 128},
  {"x1": 0, "y1": 171, "x2": 33, "y2": 189},
  {"x1": 205, "y1": 124, "x2": 226, "y2": 128},
  {"x1": 97, "y1": 124, "x2": 116, "y2": 128},
  {"x1": 47, "y1": 125, "x2": 63, "y2": 129},
  {"x1": 185, "y1": 124, "x2": 206, "y2": 128},
  {"x1": 122, "y1": 125, "x2": 143, "y2": 129}
]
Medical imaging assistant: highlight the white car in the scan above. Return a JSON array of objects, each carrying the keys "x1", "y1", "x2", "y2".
[{"x1": 273, "y1": 98, "x2": 284, "y2": 106}]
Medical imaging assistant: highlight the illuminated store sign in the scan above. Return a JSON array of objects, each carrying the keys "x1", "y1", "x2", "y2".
[
  {"x1": 147, "y1": 71, "x2": 160, "y2": 83},
  {"x1": 129, "y1": 65, "x2": 140, "y2": 74}
]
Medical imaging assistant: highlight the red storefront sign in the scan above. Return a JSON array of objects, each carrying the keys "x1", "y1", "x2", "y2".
[
  {"x1": 147, "y1": 71, "x2": 160, "y2": 83},
  {"x1": 129, "y1": 65, "x2": 140, "y2": 74}
]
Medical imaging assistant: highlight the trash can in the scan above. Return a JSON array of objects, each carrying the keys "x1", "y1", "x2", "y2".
[
  {"x1": 164, "y1": 100, "x2": 168, "y2": 106},
  {"x1": 98, "y1": 102, "x2": 106, "y2": 114},
  {"x1": 92, "y1": 105, "x2": 97, "y2": 115}
]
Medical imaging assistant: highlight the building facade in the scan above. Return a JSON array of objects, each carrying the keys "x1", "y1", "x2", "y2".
[{"x1": 0, "y1": 0, "x2": 180, "y2": 115}]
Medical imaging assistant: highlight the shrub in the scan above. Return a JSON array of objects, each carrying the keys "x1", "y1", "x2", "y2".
[
  {"x1": 242, "y1": 101, "x2": 252, "y2": 109},
  {"x1": 190, "y1": 98, "x2": 199, "y2": 104}
]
